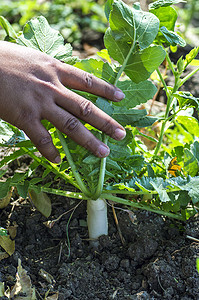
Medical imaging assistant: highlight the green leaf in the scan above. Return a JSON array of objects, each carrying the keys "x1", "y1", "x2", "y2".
[
  {"x1": 0, "y1": 170, "x2": 6, "y2": 179},
  {"x1": 0, "y1": 180, "x2": 11, "y2": 199},
  {"x1": 149, "y1": 0, "x2": 184, "y2": 10},
  {"x1": 196, "y1": 258, "x2": 199, "y2": 274},
  {"x1": 104, "y1": 1, "x2": 165, "y2": 83},
  {"x1": 74, "y1": 58, "x2": 117, "y2": 84},
  {"x1": 106, "y1": 157, "x2": 121, "y2": 170},
  {"x1": 126, "y1": 176, "x2": 155, "y2": 191},
  {"x1": 127, "y1": 155, "x2": 145, "y2": 172},
  {"x1": 112, "y1": 107, "x2": 147, "y2": 126},
  {"x1": 0, "y1": 149, "x2": 26, "y2": 169},
  {"x1": 174, "y1": 92, "x2": 199, "y2": 109},
  {"x1": 177, "y1": 56, "x2": 185, "y2": 73},
  {"x1": 111, "y1": 182, "x2": 136, "y2": 192},
  {"x1": 176, "y1": 116, "x2": 199, "y2": 137},
  {"x1": 160, "y1": 26, "x2": 186, "y2": 47},
  {"x1": 105, "y1": 0, "x2": 114, "y2": 20},
  {"x1": 116, "y1": 80, "x2": 157, "y2": 108},
  {"x1": 0, "y1": 120, "x2": 25, "y2": 145},
  {"x1": 125, "y1": 45, "x2": 166, "y2": 83},
  {"x1": 16, "y1": 182, "x2": 29, "y2": 199},
  {"x1": 150, "y1": 180, "x2": 171, "y2": 202},
  {"x1": 134, "y1": 116, "x2": 157, "y2": 127},
  {"x1": 0, "y1": 16, "x2": 17, "y2": 39},
  {"x1": 184, "y1": 47, "x2": 199, "y2": 69},
  {"x1": 109, "y1": 0, "x2": 159, "y2": 50},
  {"x1": 96, "y1": 98, "x2": 114, "y2": 116},
  {"x1": 105, "y1": 30, "x2": 165, "y2": 83},
  {"x1": 82, "y1": 155, "x2": 100, "y2": 165},
  {"x1": 184, "y1": 149, "x2": 199, "y2": 177},
  {"x1": 150, "y1": 6, "x2": 177, "y2": 31},
  {"x1": 17, "y1": 16, "x2": 72, "y2": 60},
  {"x1": 191, "y1": 141, "x2": 199, "y2": 163},
  {"x1": 109, "y1": 0, "x2": 135, "y2": 43},
  {"x1": 108, "y1": 142, "x2": 131, "y2": 160},
  {"x1": 173, "y1": 176, "x2": 199, "y2": 204},
  {"x1": 0, "y1": 227, "x2": 8, "y2": 237},
  {"x1": 11, "y1": 172, "x2": 27, "y2": 184},
  {"x1": 29, "y1": 189, "x2": 52, "y2": 218}
]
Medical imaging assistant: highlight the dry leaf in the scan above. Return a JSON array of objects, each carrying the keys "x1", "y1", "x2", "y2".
[
  {"x1": 0, "y1": 235, "x2": 15, "y2": 256},
  {"x1": 43, "y1": 220, "x2": 55, "y2": 229},
  {"x1": 39, "y1": 268, "x2": 55, "y2": 285},
  {"x1": 0, "y1": 282, "x2": 5, "y2": 297},
  {"x1": 45, "y1": 292, "x2": 59, "y2": 300},
  {"x1": 8, "y1": 221, "x2": 18, "y2": 239},
  {"x1": 10, "y1": 259, "x2": 36, "y2": 300},
  {"x1": 29, "y1": 189, "x2": 52, "y2": 217},
  {"x1": 0, "y1": 188, "x2": 13, "y2": 209},
  {"x1": 0, "y1": 251, "x2": 9, "y2": 261}
]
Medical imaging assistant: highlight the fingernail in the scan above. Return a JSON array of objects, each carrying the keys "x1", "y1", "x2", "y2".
[
  {"x1": 114, "y1": 128, "x2": 126, "y2": 140},
  {"x1": 54, "y1": 156, "x2": 61, "y2": 164},
  {"x1": 114, "y1": 89, "x2": 125, "y2": 101},
  {"x1": 98, "y1": 145, "x2": 110, "y2": 157}
]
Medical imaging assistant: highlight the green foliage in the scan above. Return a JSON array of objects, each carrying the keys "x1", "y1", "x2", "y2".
[
  {"x1": 17, "y1": 16, "x2": 72, "y2": 61},
  {"x1": 0, "y1": 227, "x2": 8, "y2": 236},
  {"x1": 197, "y1": 258, "x2": 199, "y2": 274},
  {"x1": 0, "y1": 0, "x2": 199, "y2": 221}
]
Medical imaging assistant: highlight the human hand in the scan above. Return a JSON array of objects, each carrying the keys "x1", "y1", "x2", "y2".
[{"x1": 0, "y1": 41, "x2": 126, "y2": 163}]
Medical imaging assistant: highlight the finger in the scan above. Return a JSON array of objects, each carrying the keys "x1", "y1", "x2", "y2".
[
  {"x1": 57, "y1": 63, "x2": 125, "y2": 102},
  {"x1": 54, "y1": 87, "x2": 126, "y2": 141},
  {"x1": 23, "y1": 121, "x2": 61, "y2": 164},
  {"x1": 46, "y1": 106, "x2": 111, "y2": 158}
]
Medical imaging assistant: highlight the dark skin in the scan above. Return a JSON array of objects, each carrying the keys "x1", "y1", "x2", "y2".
[{"x1": 0, "y1": 41, "x2": 126, "y2": 163}]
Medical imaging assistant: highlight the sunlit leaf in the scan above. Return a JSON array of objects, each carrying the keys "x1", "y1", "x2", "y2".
[
  {"x1": 184, "y1": 149, "x2": 199, "y2": 177},
  {"x1": 176, "y1": 116, "x2": 199, "y2": 136},
  {"x1": 0, "y1": 15, "x2": 17, "y2": 39},
  {"x1": 74, "y1": 58, "x2": 117, "y2": 84},
  {"x1": 149, "y1": 0, "x2": 185, "y2": 10},
  {"x1": 184, "y1": 47, "x2": 199, "y2": 68},
  {"x1": 104, "y1": 29, "x2": 165, "y2": 83},
  {"x1": 150, "y1": 6, "x2": 177, "y2": 31},
  {"x1": 109, "y1": 0, "x2": 159, "y2": 49},
  {"x1": 10, "y1": 259, "x2": 36, "y2": 300},
  {"x1": 17, "y1": 16, "x2": 72, "y2": 60},
  {"x1": 0, "y1": 227, "x2": 8, "y2": 237},
  {"x1": 196, "y1": 258, "x2": 199, "y2": 274}
]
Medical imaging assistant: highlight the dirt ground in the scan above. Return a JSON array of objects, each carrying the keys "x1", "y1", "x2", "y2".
[{"x1": 0, "y1": 193, "x2": 199, "y2": 300}]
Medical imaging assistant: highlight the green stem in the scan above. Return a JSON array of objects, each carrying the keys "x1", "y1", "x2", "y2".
[
  {"x1": 93, "y1": 36, "x2": 137, "y2": 198},
  {"x1": 21, "y1": 147, "x2": 78, "y2": 188},
  {"x1": 156, "y1": 68, "x2": 168, "y2": 96},
  {"x1": 165, "y1": 50, "x2": 176, "y2": 77},
  {"x1": 27, "y1": 183, "x2": 184, "y2": 220},
  {"x1": 39, "y1": 186, "x2": 89, "y2": 200},
  {"x1": 56, "y1": 130, "x2": 91, "y2": 197},
  {"x1": 102, "y1": 193, "x2": 184, "y2": 220},
  {"x1": 153, "y1": 52, "x2": 181, "y2": 158},
  {"x1": 93, "y1": 134, "x2": 109, "y2": 199},
  {"x1": 28, "y1": 184, "x2": 181, "y2": 198},
  {"x1": 180, "y1": 67, "x2": 199, "y2": 87},
  {"x1": 114, "y1": 38, "x2": 136, "y2": 86}
]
